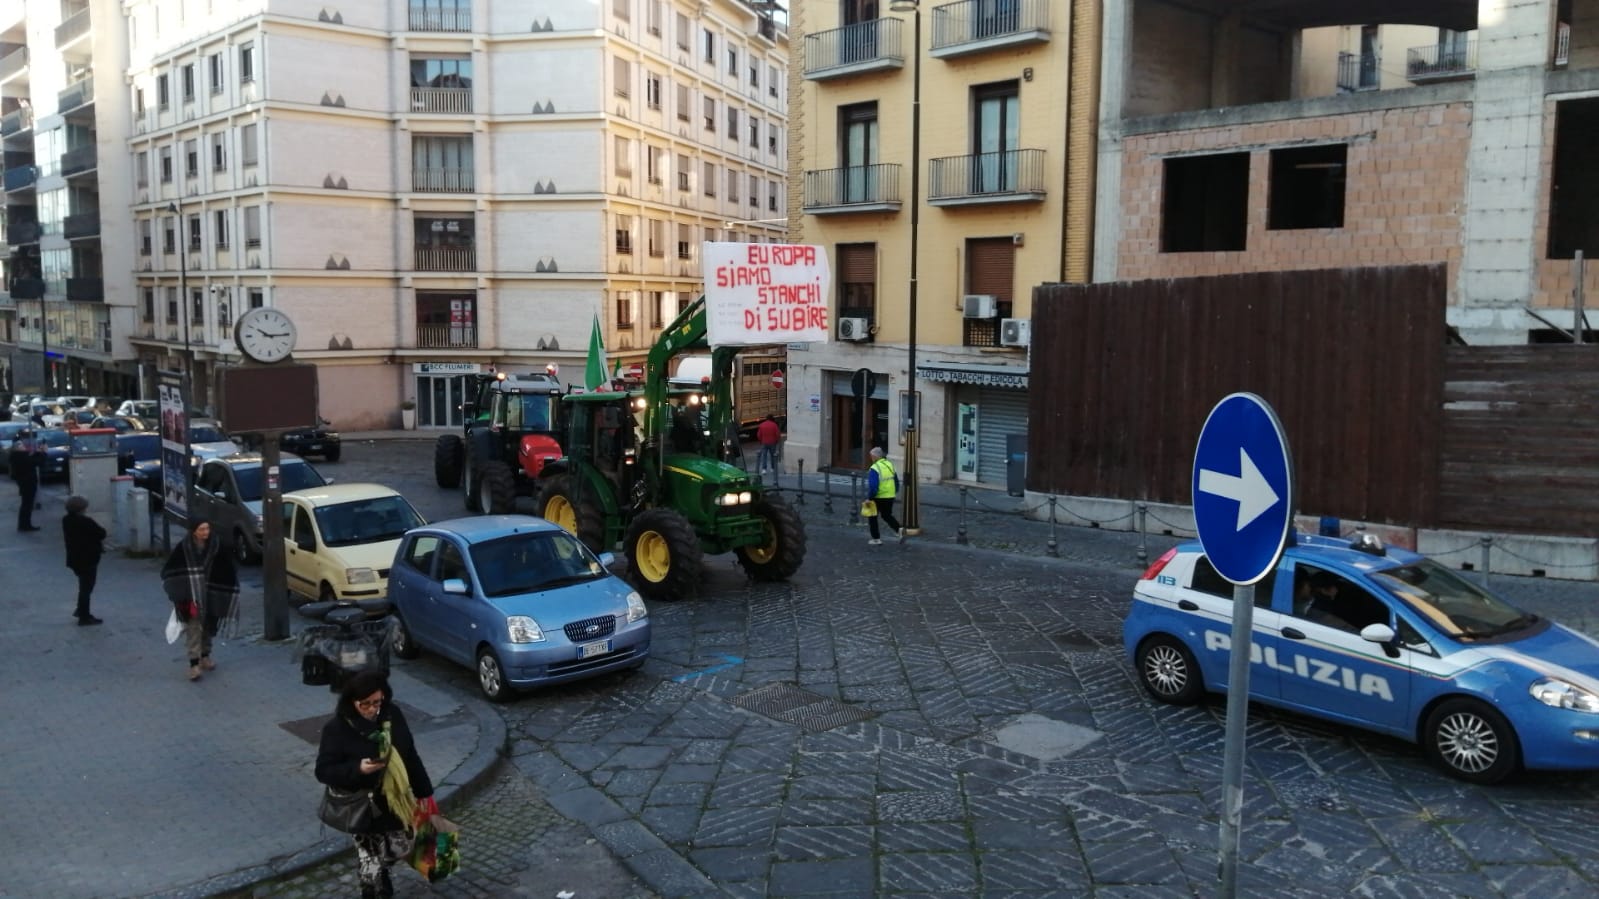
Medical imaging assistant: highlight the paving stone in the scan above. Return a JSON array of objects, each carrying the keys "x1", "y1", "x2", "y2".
[
  {"x1": 774, "y1": 824, "x2": 874, "y2": 861},
  {"x1": 1081, "y1": 837, "x2": 1185, "y2": 885},
  {"x1": 768, "y1": 856, "x2": 875, "y2": 895},
  {"x1": 877, "y1": 850, "x2": 979, "y2": 893},
  {"x1": 1443, "y1": 818, "x2": 1558, "y2": 864},
  {"x1": 877, "y1": 790, "x2": 965, "y2": 823},
  {"x1": 637, "y1": 803, "x2": 702, "y2": 847}
]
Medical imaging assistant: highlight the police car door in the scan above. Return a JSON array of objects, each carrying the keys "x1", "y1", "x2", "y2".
[
  {"x1": 1182, "y1": 555, "x2": 1282, "y2": 700},
  {"x1": 1275, "y1": 564, "x2": 1411, "y2": 733}
]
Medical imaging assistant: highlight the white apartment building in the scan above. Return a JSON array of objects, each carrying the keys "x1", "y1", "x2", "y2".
[{"x1": 119, "y1": 0, "x2": 787, "y2": 430}]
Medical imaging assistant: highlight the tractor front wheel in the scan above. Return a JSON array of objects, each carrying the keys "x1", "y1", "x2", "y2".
[
  {"x1": 736, "y1": 494, "x2": 807, "y2": 581},
  {"x1": 624, "y1": 508, "x2": 702, "y2": 601},
  {"x1": 536, "y1": 475, "x2": 607, "y2": 552},
  {"x1": 434, "y1": 435, "x2": 463, "y2": 488},
  {"x1": 480, "y1": 460, "x2": 517, "y2": 515}
]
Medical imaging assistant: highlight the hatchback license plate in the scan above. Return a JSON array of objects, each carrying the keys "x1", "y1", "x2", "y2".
[{"x1": 578, "y1": 639, "x2": 613, "y2": 659}]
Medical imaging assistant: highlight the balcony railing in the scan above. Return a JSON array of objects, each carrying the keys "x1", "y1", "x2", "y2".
[
  {"x1": 3, "y1": 165, "x2": 37, "y2": 192},
  {"x1": 412, "y1": 167, "x2": 474, "y2": 192},
  {"x1": 0, "y1": 106, "x2": 32, "y2": 136},
  {"x1": 7, "y1": 220, "x2": 39, "y2": 244},
  {"x1": 1408, "y1": 40, "x2": 1477, "y2": 81},
  {"x1": 802, "y1": 163, "x2": 903, "y2": 213},
  {"x1": 415, "y1": 323, "x2": 477, "y2": 348},
  {"x1": 410, "y1": 87, "x2": 472, "y2": 113},
  {"x1": 0, "y1": 47, "x2": 26, "y2": 83},
  {"x1": 930, "y1": 0, "x2": 1051, "y2": 58},
  {"x1": 61, "y1": 144, "x2": 97, "y2": 177},
  {"x1": 57, "y1": 77, "x2": 93, "y2": 114},
  {"x1": 414, "y1": 245, "x2": 476, "y2": 271},
  {"x1": 804, "y1": 19, "x2": 904, "y2": 80},
  {"x1": 408, "y1": 6, "x2": 471, "y2": 32},
  {"x1": 1337, "y1": 51, "x2": 1380, "y2": 92},
  {"x1": 64, "y1": 211, "x2": 99, "y2": 240},
  {"x1": 928, "y1": 149, "x2": 1046, "y2": 205},
  {"x1": 66, "y1": 277, "x2": 102, "y2": 301},
  {"x1": 55, "y1": 7, "x2": 92, "y2": 49}
]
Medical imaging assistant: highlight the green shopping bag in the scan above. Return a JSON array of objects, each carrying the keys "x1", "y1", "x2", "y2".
[{"x1": 408, "y1": 814, "x2": 461, "y2": 883}]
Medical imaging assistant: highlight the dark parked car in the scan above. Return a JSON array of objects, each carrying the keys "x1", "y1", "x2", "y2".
[
  {"x1": 116, "y1": 432, "x2": 162, "y2": 475},
  {"x1": 36, "y1": 428, "x2": 72, "y2": 481},
  {"x1": 0, "y1": 421, "x2": 28, "y2": 473},
  {"x1": 280, "y1": 421, "x2": 342, "y2": 462},
  {"x1": 129, "y1": 421, "x2": 238, "y2": 506},
  {"x1": 93, "y1": 415, "x2": 147, "y2": 434}
]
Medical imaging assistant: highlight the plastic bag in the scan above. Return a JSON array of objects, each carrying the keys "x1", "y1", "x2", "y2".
[
  {"x1": 408, "y1": 813, "x2": 461, "y2": 883},
  {"x1": 860, "y1": 500, "x2": 877, "y2": 517},
  {"x1": 165, "y1": 608, "x2": 182, "y2": 644}
]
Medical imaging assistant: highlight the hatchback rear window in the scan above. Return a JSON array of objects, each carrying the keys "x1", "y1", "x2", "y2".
[{"x1": 1190, "y1": 556, "x2": 1275, "y2": 607}]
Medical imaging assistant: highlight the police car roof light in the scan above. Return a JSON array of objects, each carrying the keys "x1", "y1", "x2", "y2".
[
  {"x1": 1348, "y1": 532, "x2": 1386, "y2": 556},
  {"x1": 1141, "y1": 546, "x2": 1178, "y2": 581}
]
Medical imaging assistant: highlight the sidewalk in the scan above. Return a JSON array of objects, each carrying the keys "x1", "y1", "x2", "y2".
[{"x1": 0, "y1": 480, "x2": 504, "y2": 899}]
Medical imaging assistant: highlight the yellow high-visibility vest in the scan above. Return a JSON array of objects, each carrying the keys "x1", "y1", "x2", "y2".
[{"x1": 870, "y1": 458, "x2": 897, "y2": 499}]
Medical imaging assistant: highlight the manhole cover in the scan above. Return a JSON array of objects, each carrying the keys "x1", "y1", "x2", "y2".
[
  {"x1": 988, "y1": 713, "x2": 1103, "y2": 761},
  {"x1": 732, "y1": 683, "x2": 874, "y2": 732}
]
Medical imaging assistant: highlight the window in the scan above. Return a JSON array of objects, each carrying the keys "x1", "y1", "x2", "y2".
[
  {"x1": 139, "y1": 220, "x2": 152, "y2": 256},
  {"x1": 614, "y1": 136, "x2": 633, "y2": 176},
  {"x1": 647, "y1": 1, "x2": 662, "y2": 35},
  {"x1": 676, "y1": 83, "x2": 690, "y2": 121},
  {"x1": 769, "y1": 125, "x2": 779, "y2": 155},
  {"x1": 616, "y1": 290, "x2": 634, "y2": 328},
  {"x1": 243, "y1": 206, "x2": 261, "y2": 248},
  {"x1": 728, "y1": 47, "x2": 739, "y2": 75},
  {"x1": 184, "y1": 139, "x2": 199, "y2": 178},
  {"x1": 248, "y1": 288, "x2": 264, "y2": 309},
  {"x1": 750, "y1": 60, "x2": 760, "y2": 88},
  {"x1": 159, "y1": 147, "x2": 173, "y2": 183},
  {"x1": 1550, "y1": 98, "x2": 1599, "y2": 259},
  {"x1": 750, "y1": 118, "x2": 760, "y2": 148},
  {"x1": 240, "y1": 43, "x2": 255, "y2": 82},
  {"x1": 190, "y1": 289, "x2": 204, "y2": 328},
  {"x1": 412, "y1": 135, "x2": 474, "y2": 191},
  {"x1": 1269, "y1": 144, "x2": 1347, "y2": 230},
  {"x1": 142, "y1": 288, "x2": 155, "y2": 322},
  {"x1": 166, "y1": 287, "x2": 178, "y2": 323},
  {"x1": 840, "y1": 102, "x2": 879, "y2": 202},
  {"x1": 649, "y1": 290, "x2": 664, "y2": 327},
  {"x1": 648, "y1": 219, "x2": 665, "y2": 257},
  {"x1": 703, "y1": 29, "x2": 716, "y2": 63},
  {"x1": 163, "y1": 220, "x2": 176, "y2": 254},
  {"x1": 646, "y1": 71, "x2": 662, "y2": 109},
  {"x1": 209, "y1": 53, "x2": 224, "y2": 94},
  {"x1": 135, "y1": 151, "x2": 149, "y2": 188},
  {"x1": 135, "y1": 88, "x2": 146, "y2": 118},
  {"x1": 211, "y1": 133, "x2": 227, "y2": 171},
  {"x1": 704, "y1": 96, "x2": 716, "y2": 131},
  {"x1": 182, "y1": 64, "x2": 195, "y2": 102},
  {"x1": 769, "y1": 65, "x2": 779, "y2": 99},
  {"x1": 728, "y1": 170, "x2": 739, "y2": 202},
  {"x1": 728, "y1": 108, "x2": 739, "y2": 139},
  {"x1": 704, "y1": 161, "x2": 717, "y2": 196},
  {"x1": 157, "y1": 74, "x2": 170, "y2": 109},
  {"x1": 240, "y1": 123, "x2": 258, "y2": 166},
  {"x1": 676, "y1": 154, "x2": 691, "y2": 191},
  {"x1": 973, "y1": 81, "x2": 1021, "y2": 193},
  {"x1": 1161, "y1": 152, "x2": 1249, "y2": 252},
  {"x1": 677, "y1": 223, "x2": 692, "y2": 259},
  {"x1": 615, "y1": 214, "x2": 634, "y2": 254},
  {"x1": 838, "y1": 243, "x2": 876, "y2": 317},
  {"x1": 613, "y1": 0, "x2": 630, "y2": 21},
  {"x1": 214, "y1": 210, "x2": 229, "y2": 248},
  {"x1": 188, "y1": 214, "x2": 202, "y2": 251},
  {"x1": 1191, "y1": 556, "x2": 1276, "y2": 606},
  {"x1": 613, "y1": 57, "x2": 631, "y2": 98},
  {"x1": 676, "y1": 13, "x2": 691, "y2": 51},
  {"x1": 749, "y1": 174, "x2": 759, "y2": 208},
  {"x1": 646, "y1": 145, "x2": 664, "y2": 184},
  {"x1": 768, "y1": 181, "x2": 779, "y2": 212}
]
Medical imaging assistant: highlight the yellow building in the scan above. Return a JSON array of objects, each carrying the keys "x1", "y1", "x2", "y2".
[{"x1": 788, "y1": 0, "x2": 1098, "y2": 495}]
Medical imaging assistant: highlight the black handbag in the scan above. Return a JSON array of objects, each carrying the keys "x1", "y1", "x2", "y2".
[{"x1": 318, "y1": 786, "x2": 379, "y2": 833}]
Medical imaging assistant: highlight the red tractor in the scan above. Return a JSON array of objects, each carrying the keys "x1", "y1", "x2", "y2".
[{"x1": 433, "y1": 371, "x2": 566, "y2": 513}]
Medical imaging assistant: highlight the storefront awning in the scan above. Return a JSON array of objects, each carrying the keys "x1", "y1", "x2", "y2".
[{"x1": 916, "y1": 363, "x2": 1028, "y2": 389}]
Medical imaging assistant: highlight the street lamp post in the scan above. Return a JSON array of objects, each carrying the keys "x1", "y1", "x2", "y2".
[{"x1": 891, "y1": 0, "x2": 922, "y2": 535}]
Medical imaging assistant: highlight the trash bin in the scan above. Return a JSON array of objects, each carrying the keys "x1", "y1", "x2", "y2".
[{"x1": 296, "y1": 609, "x2": 397, "y2": 692}]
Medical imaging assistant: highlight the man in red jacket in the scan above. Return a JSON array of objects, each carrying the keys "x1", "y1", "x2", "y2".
[{"x1": 756, "y1": 414, "x2": 782, "y2": 473}]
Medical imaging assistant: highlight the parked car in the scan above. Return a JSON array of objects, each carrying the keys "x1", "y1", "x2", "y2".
[
  {"x1": 190, "y1": 452, "x2": 328, "y2": 565},
  {"x1": 25, "y1": 403, "x2": 65, "y2": 428},
  {"x1": 35, "y1": 428, "x2": 72, "y2": 481},
  {"x1": 128, "y1": 420, "x2": 241, "y2": 506},
  {"x1": 117, "y1": 399, "x2": 160, "y2": 420},
  {"x1": 62, "y1": 409, "x2": 99, "y2": 430},
  {"x1": 283, "y1": 483, "x2": 425, "y2": 606},
  {"x1": 280, "y1": 420, "x2": 342, "y2": 462},
  {"x1": 1125, "y1": 532, "x2": 1599, "y2": 784},
  {"x1": 388, "y1": 515, "x2": 651, "y2": 701},
  {"x1": 0, "y1": 421, "x2": 29, "y2": 473},
  {"x1": 92, "y1": 415, "x2": 146, "y2": 434},
  {"x1": 115, "y1": 432, "x2": 162, "y2": 475}
]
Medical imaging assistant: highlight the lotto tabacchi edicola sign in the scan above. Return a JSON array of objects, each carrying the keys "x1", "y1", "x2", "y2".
[{"x1": 703, "y1": 242, "x2": 832, "y2": 346}]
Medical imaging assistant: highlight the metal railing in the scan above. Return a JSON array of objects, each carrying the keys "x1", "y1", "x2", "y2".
[
  {"x1": 3, "y1": 166, "x2": 37, "y2": 193},
  {"x1": 804, "y1": 19, "x2": 903, "y2": 75},
  {"x1": 928, "y1": 149, "x2": 1046, "y2": 201},
  {"x1": 410, "y1": 87, "x2": 472, "y2": 113},
  {"x1": 63, "y1": 211, "x2": 99, "y2": 240},
  {"x1": 931, "y1": 0, "x2": 1050, "y2": 51},
  {"x1": 0, "y1": 47, "x2": 27, "y2": 83},
  {"x1": 415, "y1": 323, "x2": 477, "y2": 348},
  {"x1": 6, "y1": 220, "x2": 39, "y2": 243},
  {"x1": 1407, "y1": 40, "x2": 1476, "y2": 79},
  {"x1": 61, "y1": 144, "x2": 97, "y2": 177},
  {"x1": 0, "y1": 106, "x2": 32, "y2": 136},
  {"x1": 66, "y1": 277, "x2": 102, "y2": 301},
  {"x1": 55, "y1": 7, "x2": 92, "y2": 48},
  {"x1": 414, "y1": 245, "x2": 476, "y2": 271},
  {"x1": 57, "y1": 77, "x2": 93, "y2": 114},
  {"x1": 412, "y1": 167, "x2": 474, "y2": 192},
  {"x1": 408, "y1": 5, "x2": 471, "y2": 32},
  {"x1": 1337, "y1": 51, "x2": 1380, "y2": 92},
  {"x1": 803, "y1": 163, "x2": 902, "y2": 209}
]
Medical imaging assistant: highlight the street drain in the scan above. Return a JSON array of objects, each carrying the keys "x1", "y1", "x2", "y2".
[{"x1": 732, "y1": 683, "x2": 874, "y2": 732}]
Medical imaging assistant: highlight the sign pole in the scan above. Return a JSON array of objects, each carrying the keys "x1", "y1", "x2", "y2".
[
  {"x1": 260, "y1": 431, "x2": 289, "y2": 641},
  {"x1": 1218, "y1": 583, "x2": 1255, "y2": 896}
]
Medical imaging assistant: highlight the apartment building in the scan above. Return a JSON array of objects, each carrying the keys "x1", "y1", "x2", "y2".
[
  {"x1": 1, "y1": 0, "x2": 137, "y2": 401},
  {"x1": 113, "y1": 0, "x2": 786, "y2": 430},
  {"x1": 789, "y1": 0, "x2": 1099, "y2": 490},
  {"x1": 1095, "y1": 0, "x2": 1593, "y2": 347}
]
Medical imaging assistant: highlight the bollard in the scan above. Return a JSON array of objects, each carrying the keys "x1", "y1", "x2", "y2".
[
  {"x1": 1480, "y1": 536, "x2": 1493, "y2": 588},
  {"x1": 957, "y1": 485, "x2": 969, "y2": 545},
  {"x1": 823, "y1": 466, "x2": 833, "y2": 514},
  {"x1": 795, "y1": 459, "x2": 806, "y2": 505},
  {"x1": 1137, "y1": 502, "x2": 1149, "y2": 564},
  {"x1": 1047, "y1": 495, "x2": 1060, "y2": 557},
  {"x1": 849, "y1": 473, "x2": 860, "y2": 526}
]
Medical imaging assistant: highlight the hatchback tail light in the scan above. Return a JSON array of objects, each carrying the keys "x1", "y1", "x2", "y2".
[{"x1": 1140, "y1": 547, "x2": 1178, "y2": 581}]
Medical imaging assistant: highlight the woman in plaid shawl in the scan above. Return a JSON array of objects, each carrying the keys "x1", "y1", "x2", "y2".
[{"x1": 160, "y1": 518, "x2": 239, "y2": 681}]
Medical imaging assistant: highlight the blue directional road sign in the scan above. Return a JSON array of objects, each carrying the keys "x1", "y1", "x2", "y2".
[{"x1": 1192, "y1": 393, "x2": 1294, "y2": 585}]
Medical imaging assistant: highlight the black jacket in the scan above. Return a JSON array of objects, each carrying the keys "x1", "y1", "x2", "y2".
[
  {"x1": 62, "y1": 511, "x2": 106, "y2": 571},
  {"x1": 315, "y1": 703, "x2": 434, "y2": 834},
  {"x1": 9, "y1": 443, "x2": 42, "y2": 486}
]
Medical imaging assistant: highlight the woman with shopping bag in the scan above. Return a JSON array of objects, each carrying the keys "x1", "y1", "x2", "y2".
[
  {"x1": 315, "y1": 669, "x2": 437, "y2": 899},
  {"x1": 159, "y1": 518, "x2": 239, "y2": 681}
]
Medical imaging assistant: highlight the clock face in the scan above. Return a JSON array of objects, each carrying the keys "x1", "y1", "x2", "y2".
[{"x1": 234, "y1": 307, "x2": 297, "y2": 364}]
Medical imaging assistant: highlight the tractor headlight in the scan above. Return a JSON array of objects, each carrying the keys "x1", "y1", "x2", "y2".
[
  {"x1": 1530, "y1": 678, "x2": 1599, "y2": 712},
  {"x1": 507, "y1": 615, "x2": 546, "y2": 643},
  {"x1": 625, "y1": 591, "x2": 648, "y2": 623},
  {"x1": 714, "y1": 491, "x2": 753, "y2": 506},
  {"x1": 345, "y1": 567, "x2": 377, "y2": 585}
]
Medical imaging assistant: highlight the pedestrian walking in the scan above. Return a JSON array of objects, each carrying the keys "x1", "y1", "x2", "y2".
[
  {"x1": 316, "y1": 669, "x2": 439, "y2": 899},
  {"x1": 160, "y1": 518, "x2": 239, "y2": 681},
  {"x1": 10, "y1": 429, "x2": 44, "y2": 532},
  {"x1": 62, "y1": 495, "x2": 105, "y2": 626},
  {"x1": 756, "y1": 414, "x2": 782, "y2": 473},
  {"x1": 865, "y1": 446, "x2": 903, "y2": 545}
]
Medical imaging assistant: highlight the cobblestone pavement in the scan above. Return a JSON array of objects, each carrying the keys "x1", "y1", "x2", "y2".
[{"x1": 260, "y1": 437, "x2": 1599, "y2": 897}]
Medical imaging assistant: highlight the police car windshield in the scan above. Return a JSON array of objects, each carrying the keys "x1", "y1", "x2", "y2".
[{"x1": 1369, "y1": 559, "x2": 1534, "y2": 639}]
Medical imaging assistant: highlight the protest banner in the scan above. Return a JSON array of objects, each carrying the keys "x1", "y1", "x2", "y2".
[{"x1": 703, "y1": 242, "x2": 831, "y2": 346}]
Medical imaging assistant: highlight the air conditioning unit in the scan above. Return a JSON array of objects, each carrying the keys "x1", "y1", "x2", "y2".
[
  {"x1": 962, "y1": 294, "x2": 997, "y2": 319},
  {"x1": 1000, "y1": 318, "x2": 1031, "y2": 348},
  {"x1": 838, "y1": 317, "x2": 869, "y2": 341}
]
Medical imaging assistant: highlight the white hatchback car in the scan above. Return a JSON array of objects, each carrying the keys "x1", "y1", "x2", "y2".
[{"x1": 283, "y1": 483, "x2": 426, "y2": 606}]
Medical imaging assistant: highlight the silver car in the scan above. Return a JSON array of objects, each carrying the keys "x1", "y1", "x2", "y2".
[{"x1": 190, "y1": 453, "x2": 328, "y2": 565}]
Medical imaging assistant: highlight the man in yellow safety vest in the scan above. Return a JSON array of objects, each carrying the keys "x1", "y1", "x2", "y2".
[{"x1": 865, "y1": 446, "x2": 902, "y2": 545}]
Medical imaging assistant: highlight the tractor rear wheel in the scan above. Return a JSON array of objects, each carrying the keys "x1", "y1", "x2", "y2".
[
  {"x1": 736, "y1": 494, "x2": 806, "y2": 581},
  {"x1": 480, "y1": 460, "x2": 517, "y2": 515},
  {"x1": 624, "y1": 508, "x2": 702, "y2": 601},
  {"x1": 536, "y1": 475, "x2": 607, "y2": 552},
  {"x1": 434, "y1": 435, "x2": 464, "y2": 488}
]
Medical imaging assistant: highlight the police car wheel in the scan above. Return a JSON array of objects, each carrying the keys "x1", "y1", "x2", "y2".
[
  {"x1": 1424, "y1": 698, "x2": 1520, "y2": 785},
  {"x1": 1136, "y1": 635, "x2": 1205, "y2": 705}
]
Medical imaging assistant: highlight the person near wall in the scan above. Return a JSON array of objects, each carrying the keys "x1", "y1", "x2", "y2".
[
  {"x1": 160, "y1": 518, "x2": 239, "y2": 681},
  {"x1": 10, "y1": 429, "x2": 44, "y2": 532},
  {"x1": 62, "y1": 495, "x2": 106, "y2": 626},
  {"x1": 316, "y1": 669, "x2": 438, "y2": 899},
  {"x1": 865, "y1": 446, "x2": 903, "y2": 546},
  {"x1": 756, "y1": 414, "x2": 782, "y2": 473}
]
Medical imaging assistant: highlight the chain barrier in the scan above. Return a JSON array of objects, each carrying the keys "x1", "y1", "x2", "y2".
[
  {"x1": 1046, "y1": 496, "x2": 1059, "y2": 557},
  {"x1": 956, "y1": 486, "x2": 969, "y2": 545}
]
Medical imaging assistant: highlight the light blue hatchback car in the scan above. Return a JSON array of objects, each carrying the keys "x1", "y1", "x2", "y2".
[
  {"x1": 1124, "y1": 533, "x2": 1599, "y2": 784},
  {"x1": 389, "y1": 515, "x2": 650, "y2": 701}
]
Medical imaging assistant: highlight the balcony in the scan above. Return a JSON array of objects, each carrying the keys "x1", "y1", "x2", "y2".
[
  {"x1": 928, "y1": 149, "x2": 1046, "y2": 206},
  {"x1": 6, "y1": 220, "x2": 39, "y2": 244},
  {"x1": 930, "y1": 0, "x2": 1051, "y2": 59},
  {"x1": 415, "y1": 323, "x2": 477, "y2": 348},
  {"x1": 0, "y1": 46, "x2": 26, "y2": 84},
  {"x1": 54, "y1": 6, "x2": 91, "y2": 52},
  {"x1": 414, "y1": 245, "x2": 476, "y2": 271},
  {"x1": 56, "y1": 77, "x2": 93, "y2": 115},
  {"x1": 1337, "y1": 51, "x2": 1380, "y2": 92},
  {"x1": 408, "y1": 5, "x2": 471, "y2": 32},
  {"x1": 802, "y1": 164, "x2": 903, "y2": 214},
  {"x1": 412, "y1": 167, "x2": 474, "y2": 192},
  {"x1": 804, "y1": 19, "x2": 904, "y2": 81},
  {"x1": 66, "y1": 277, "x2": 102, "y2": 301},
  {"x1": 410, "y1": 87, "x2": 472, "y2": 113},
  {"x1": 1408, "y1": 40, "x2": 1476, "y2": 82},
  {"x1": 64, "y1": 211, "x2": 99, "y2": 240},
  {"x1": 3, "y1": 165, "x2": 36, "y2": 193},
  {"x1": 0, "y1": 105, "x2": 32, "y2": 136},
  {"x1": 61, "y1": 144, "x2": 97, "y2": 177}
]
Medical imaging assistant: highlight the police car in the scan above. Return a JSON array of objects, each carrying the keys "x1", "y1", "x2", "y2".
[{"x1": 1123, "y1": 533, "x2": 1599, "y2": 784}]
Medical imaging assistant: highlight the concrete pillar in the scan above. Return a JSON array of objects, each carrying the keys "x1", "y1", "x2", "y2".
[
  {"x1": 1571, "y1": 0, "x2": 1599, "y2": 67},
  {"x1": 1092, "y1": 0, "x2": 1134, "y2": 282},
  {"x1": 1210, "y1": 12, "x2": 1242, "y2": 108}
]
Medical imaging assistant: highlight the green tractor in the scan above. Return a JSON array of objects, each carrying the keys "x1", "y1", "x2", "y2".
[
  {"x1": 433, "y1": 370, "x2": 566, "y2": 514},
  {"x1": 533, "y1": 299, "x2": 806, "y2": 600}
]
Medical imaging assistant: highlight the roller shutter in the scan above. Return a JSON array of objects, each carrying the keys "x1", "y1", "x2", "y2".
[{"x1": 976, "y1": 387, "x2": 1028, "y2": 486}]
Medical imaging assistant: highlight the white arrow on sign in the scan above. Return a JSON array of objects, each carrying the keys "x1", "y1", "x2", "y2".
[{"x1": 1198, "y1": 447, "x2": 1280, "y2": 531}]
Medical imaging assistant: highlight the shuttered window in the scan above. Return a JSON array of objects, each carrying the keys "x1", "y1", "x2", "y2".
[
  {"x1": 838, "y1": 243, "x2": 876, "y2": 318},
  {"x1": 965, "y1": 238, "x2": 1014, "y2": 347}
]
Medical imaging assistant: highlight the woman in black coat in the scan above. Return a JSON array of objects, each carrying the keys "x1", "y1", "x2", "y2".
[
  {"x1": 62, "y1": 495, "x2": 106, "y2": 625},
  {"x1": 316, "y1": 669, "x2": 436, "y2": 899},
  {"x1": 159, "y1": 518, "x2": 239, "y2": 681}
]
